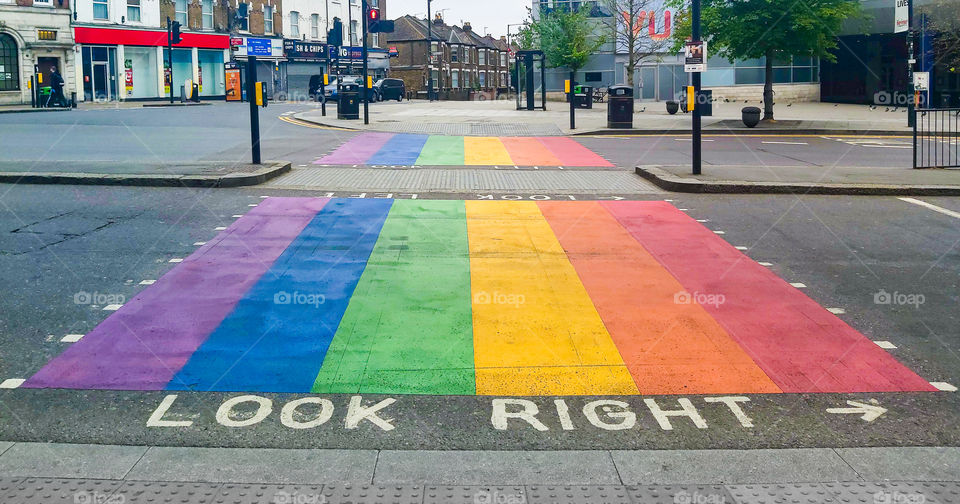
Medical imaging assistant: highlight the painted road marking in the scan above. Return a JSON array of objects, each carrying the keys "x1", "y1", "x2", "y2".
[
  {"x1": 899, "y1": 197, "x2": 960, "y2": 220},
  {"x1": 828, "y1": 308, "x2": 846, "y2": 314},
  {"x1": 168, "y1": 258, "x2": 183, "y2": 263},
  {"x1": 762, "y1": 141, "x2": 809, "y2": 145},
  {"x1": 215, "y1": 227, "x2": 227, "y2": 231},
  {"x1": 758, "y1": 262, "x2": 773, "y2": 267},
  {"x1": 932, "y1": 382, "x2": 958, "y2": 392},
  {"x1": 713, "y1": 231, "x2": 726, "y2": 235},
  {"x1": 826, "y1": 400, "x2": 887, "y2": 422},
  {"x1": 467, "y1": 201, "x2": 638, "y2": 395},
  {"x1": 790, "y1": 283, "x2": 807, "y2": 288},
  {"x1": 61, "y1": 334, "x2": 84, "y2": 343},
  {"x1": 874, "y1": 341, "x2": 897, "y2": 349},
  {"x1": 735, "y1": 246, "x2": 749, "y2": 251},
  {"x1": 27, "y1": 199, "x2": 937, "y2": 395},
  {"x1": 0, "y1": 379, "x2": 25, "y2": 389},
  {"x1": 103, "y1": 304, "x2": 123, "y2": 311},
  {"x1": 319, "y1": 133, "x2": 613, "y2": 167},
  {"x1": 193, "y1": 242, "x2": 206, "y2": 246},
  {"x1": 139, "y1": 280, "x2": 156, "y2": 285}
]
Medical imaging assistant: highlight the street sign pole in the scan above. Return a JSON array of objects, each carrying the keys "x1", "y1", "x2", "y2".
[
  {"x1": 691, "y1": 0, "x2": 702, "y2": 175},
  {"x1": 427, "y1": 0, "x2": 434, "y2": 102},
  {"x1": 907, "y1": 0, "x2": 915, "y2": 127},
  {"x1": 362, "y1": 0, "x2": 370, "y2": 125},
  {"x1": 247, "y1": 55, "x2": 261, "y2": 165},
  {"x1": 167, "y1": 17, "x2": 174, "y2": 104}
]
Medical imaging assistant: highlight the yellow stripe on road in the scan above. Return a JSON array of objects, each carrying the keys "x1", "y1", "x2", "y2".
[
  {"x1": 464, "y1": 137, "x2": 514, "y2": 166},
  {"x1": 465, "y1": 201, "x2": 639, "y2": 395}
]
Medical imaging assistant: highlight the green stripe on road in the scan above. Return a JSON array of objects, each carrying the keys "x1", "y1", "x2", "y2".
[
  {"x1": 415, "y1": 136, "x2": 465, "y2": 166},
  {"x1": 311, "y1": 199, "x2": 475, "y2": 395}
]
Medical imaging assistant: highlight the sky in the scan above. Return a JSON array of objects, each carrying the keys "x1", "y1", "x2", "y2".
[{"x1": 386, "y1": 0, "x2": 530, "y2": 38}]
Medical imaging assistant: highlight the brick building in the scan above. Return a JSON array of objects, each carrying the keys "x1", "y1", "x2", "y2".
[
  {"x1": 0, "y1": 0, "x2": 76, "y2": 105},
  {"x1": 386, "y1": 14, "x2": 509, "y2": 100}
]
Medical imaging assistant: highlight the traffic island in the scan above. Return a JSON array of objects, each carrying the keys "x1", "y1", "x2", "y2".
[
  {"x1": 636, "y1": 164, "x2": 960, "y2": 196},
  {"x1": 0, "y1": 161, "x2": 291, "y2": 188}
]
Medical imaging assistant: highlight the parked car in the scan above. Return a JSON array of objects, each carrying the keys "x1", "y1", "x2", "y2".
[
  {"x1": 314, "y1": 76, "x2": 378, "y2": 103},
  {"x1": 373, "y1": 78, "x2": 405, "y2": 102}
]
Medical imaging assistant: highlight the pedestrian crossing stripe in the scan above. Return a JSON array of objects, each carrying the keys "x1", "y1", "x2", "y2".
[
  {"x1": 316, "y1": 133, "x2": 614, "y2": 167},
  {"x1": 24, "y1": 199, "x2": 936, "y2": 396}
]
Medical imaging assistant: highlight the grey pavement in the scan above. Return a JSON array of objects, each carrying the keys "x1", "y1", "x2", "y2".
[{"x1": 296, "y1": 99, "x2": 913, "y2": 136}]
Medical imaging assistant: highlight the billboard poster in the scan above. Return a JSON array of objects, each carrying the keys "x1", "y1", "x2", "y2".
[
  {"x1": 684, "y1": 40, "x2": 706, "y2": 73},
  {"x1": 124, "y1": 59, "x2": 133, "y2": 97},
  {"x1": 894, "y1": 0, "x2": 909, "y2": 33}
]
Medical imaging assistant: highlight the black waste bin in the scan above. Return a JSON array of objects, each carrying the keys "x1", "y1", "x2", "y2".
[
  {"x1": 607, "y1": 84, "x2": 634, "y2": 129},
  {"x1": 338, "y1": 83, "x2": 360, "y2": 120},
  {"x1": 575, "y1": 85, "x2": 593, "y2": 109}
]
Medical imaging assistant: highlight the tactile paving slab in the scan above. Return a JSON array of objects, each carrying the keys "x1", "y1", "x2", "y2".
[
  {"x1": 322, "y1": 483, "x2": 424, "y2": 504},
  {"x1": 628, "y1": 485, "x2": 735, "y2": 504},
  {"x1": 0, "y1": 477, "x2": 124, "y2": 504},
  {"x1": 213, "y1": 484, "x2": 325, "y2": 504},
  {"x1": 114, "y1": 481, "x2": 221, "y2": 503},
  {"x1": 422, "y1": 486, "x2": 524, "y2": 504},
  {"x1": 527, "y1": 485, "x2": 632, "y2": 504},
  {"x1": 727, "y1": 482, "x2": 960, "y2": 504}
]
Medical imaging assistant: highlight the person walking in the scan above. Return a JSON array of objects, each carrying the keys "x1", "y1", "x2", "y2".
[{"x1": 47, "y1": 66, "x2": 66, "y2": 108}]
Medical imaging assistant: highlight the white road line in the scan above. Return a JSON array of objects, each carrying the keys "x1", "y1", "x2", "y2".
[
  {"x1": 735, "y1": 246, "x2": 749, "y2": 250},
  {"x1": 215, "y1": 227, "x2": 227, "y2": 231},
  {"x1": 169, "y1": 258, "x2": 184, "y2": 263},
  {"x1": 932, "y1": 382, "x2": 958, "y2": 392},
  {"x1": 139, "y1": 280, "x2": 156, "y2": 285},
  {"x1": 762, "y1": 141, "x2": 809, "y2": 145},
  {"x1": 61, "y1": 334, "x2": 84, "y2": 343},
  {"x1": 874, "y1": 341, "x2": 897, "y2": 349},
  {"x1": 248, "y1": 204, "x2": 258, "y2": 207},
  {"x1": 0, "y1": 379, "x2": 25, "y2": 389},
  {"x1": 828, "y1": 308, "x2": 846, "y2": 315},
  {"x1": 790, "y1": 283, "x2": 807, "y2": 288},
  {"x1": 899, "y1": 197, "x2": 960, "y2": 219},
  {"x1": 231, "y1": 215, "x2": 243, "y2": 218},
  {"x1": 713, "y1": 230, "x2": 726, "y2": 235},
  {"x1": 758, "y1": 262, "x2": 773, "y2": 267},
  {"x1": 103, "y1": 304, "x2": 123, "y2": 311},
  {"x1": 193, "y1": 242, "x2": 206, "y2": 246},
  {"x1": 696, "y1": 219, "x2": 709, "y2": 223},
  {"x1": 862, "y1": 145, "x2": 911, "y2": 149}
]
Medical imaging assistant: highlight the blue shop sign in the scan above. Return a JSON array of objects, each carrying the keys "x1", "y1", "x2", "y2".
[{"x1": 246, "y1": 38, "x2": 273, "y2": 56}]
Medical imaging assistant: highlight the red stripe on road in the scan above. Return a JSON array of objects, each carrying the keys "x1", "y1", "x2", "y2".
[
  {"x1": 538, "y1": 137, "x2": 614, "y2": 167},
  {"x1": 603, "y1": 201, "x2": 936, "y2": 393}
]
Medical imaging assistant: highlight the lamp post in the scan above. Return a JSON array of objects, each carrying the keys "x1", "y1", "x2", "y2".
[
  {"x1": 427, "y1": 0, "x2": 434, "y2": 101},
  {"x1": 691, "y1": 0, "x2": 702, "y2": 175}
]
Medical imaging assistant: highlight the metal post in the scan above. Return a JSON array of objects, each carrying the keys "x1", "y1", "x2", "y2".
[
  {"x1": 907, "y1": 0, "x2": 915, "y2": 127},
  {"x1": 692, "y1": 0, "x2": 702, "y2": 175},
  {"x1": 167, "y1": 17, "x2": 174, "y2": 104},
  {"x1": 569, "y1": 70, "x2": 575, "y2": 129},
  {"x1": 427, "y1": 1, "x2": 432, "y2": 99},
  {"x1": 322, "y1": 0, "x2": 329, "y2": 116},
  {"x1": 362, "y1": 0, "x2": 369, "y2": 125},
  {"x1": 247, "y1": 55, "x2": 261, "y2": 165}
]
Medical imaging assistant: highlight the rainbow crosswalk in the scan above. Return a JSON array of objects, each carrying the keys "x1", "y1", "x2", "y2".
[
  {"x1": 316, "y1": 133, "x2": 613, "y2": 167},
  {"x1": 24, "y1": 199, "x2": 937, "y2": 396}
]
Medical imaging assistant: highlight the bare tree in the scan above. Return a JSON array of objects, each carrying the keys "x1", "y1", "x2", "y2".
[
  {"x1": 603, "y1": 0, "x2": 672, "y2": 87},
  {"x1": 921, "y1": 0, "x2": 960, "y2": 70}
]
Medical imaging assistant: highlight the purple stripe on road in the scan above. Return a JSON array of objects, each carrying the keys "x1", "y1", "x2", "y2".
[
  {"x1": 23, "y1": 197, "x2": 329, "y2": 391},
  {"x1": 315, "y1": 133, "x2": 394, "y2": 165}
]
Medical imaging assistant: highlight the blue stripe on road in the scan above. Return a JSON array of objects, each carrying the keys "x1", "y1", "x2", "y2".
[
  {"x1": 367, "y1": 134, "x2": 430, "y2": 166},
  {"x1": 167, "y1": 198, "x2": 394, "y2": 393}
]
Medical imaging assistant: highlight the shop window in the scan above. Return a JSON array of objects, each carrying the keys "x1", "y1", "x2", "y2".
[
  {"x1": 264, "y1": 6, "x2": 273, "y2": 33},
  {"x1": 127, "y1": 0, "x2": 140, "y2": 22},
  {"x1": 93, "y1": 0, "x2": 108, "y2": 20},
  {"x1": 0, "y1": 34, "x2": 18, "y2": 91},
  {"x1": 202, "y1": 0, "x2": 213, "y2": 29},
  {"x1": 735, "y1": 67, "x2": 765, "y2": 85},
  {"x1": 290, "y1": 11, "x2": 299, "y2": 38},
  {"x1": 175, "y1": 0, "x2": 187, "y2": 25},
  {"x1": 311, "y1": 14, "x2": 319, "y2": 39}
]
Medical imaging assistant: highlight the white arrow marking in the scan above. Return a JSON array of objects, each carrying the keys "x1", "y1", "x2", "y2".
[{"x1": 827, "y1": 400, "x2": 887, "y2": 422}]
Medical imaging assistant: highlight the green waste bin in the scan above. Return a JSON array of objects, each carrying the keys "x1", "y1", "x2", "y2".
[{"x1": 38, "y1": 86, "x2": 52, "y2": 107}]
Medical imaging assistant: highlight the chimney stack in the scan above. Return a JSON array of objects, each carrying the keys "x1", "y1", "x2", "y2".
[{"x1": 462, "y1": 22, "x2": 472, "y2": 32}]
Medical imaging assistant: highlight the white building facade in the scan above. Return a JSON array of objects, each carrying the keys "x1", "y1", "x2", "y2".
[{"x1": 0, "y1": 0, "x2": 76, "y2": 105}]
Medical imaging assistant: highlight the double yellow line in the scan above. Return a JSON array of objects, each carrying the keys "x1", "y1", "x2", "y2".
[{"x1": 278, "y1": 115, "x2": 356, "y2": 132}]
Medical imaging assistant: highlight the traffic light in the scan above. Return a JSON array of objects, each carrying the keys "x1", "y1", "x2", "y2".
[
  {"x1": 328, "y1": 17, "x2": 343, "y2": 47},
  {"x1": 169, "y1": 20, "x2": 182, "y2": 44},
  {"x1": 368, "y1": 8, "x2": 381, "y2": 33}
]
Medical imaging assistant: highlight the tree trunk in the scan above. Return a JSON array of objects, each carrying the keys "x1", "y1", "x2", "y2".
[
  {"x1": 763, "y1": 50, "x2": 774, "y2": 120},
  {"x1": 626, "y1": 63, "x2": 635, "y2": 87}
]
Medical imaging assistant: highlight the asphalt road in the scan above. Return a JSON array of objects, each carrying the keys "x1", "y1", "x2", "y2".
[{"x1": 0, "y1": 184, "x2": 957, "y2": 450}]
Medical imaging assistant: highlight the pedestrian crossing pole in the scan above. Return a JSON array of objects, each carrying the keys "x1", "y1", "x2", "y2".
[
  {"x1": 691, "y1": 0, "x2": 702, "y2": 175},
  {"x1": 362, "y1": 0, "x2": 370, "y2": 125}
]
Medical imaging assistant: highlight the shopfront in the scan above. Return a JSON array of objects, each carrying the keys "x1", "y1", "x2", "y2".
[
  {"x1": 73, "y1": 26, "x2": 229, "y2": 102},
  {"x1": 283, "y1": 40, "x2": 327, "y2": 101}
]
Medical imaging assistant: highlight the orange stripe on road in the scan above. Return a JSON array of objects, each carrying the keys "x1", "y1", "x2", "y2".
[
  {"x1": 500, "y1": 137, "x2": 563, "y2": 167},
  {"x1": 537, "y1": 201, "x2": 782, "y2": 395}
]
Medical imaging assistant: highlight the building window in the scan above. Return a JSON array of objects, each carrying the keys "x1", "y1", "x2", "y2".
[
  {"x1": 0, "y1": 34, "x2": 18, "y2": 91},
  {"x1": 289, "y1": 11, "x2": 299, "y2": 38},
  {"x1": 175, "y1": 0, "x2": 187, "y2": 25},
  {"x1": 202, "y1": 0, "x2": 213, "y2": 29},
  {"x1": 501, "y1": 52, "x2": 506, "y2": 66},
  {"x1": 479, "y1": 71, "x2": 486, "y2": 87},
  {"x1": 238, "y1": 3, "x2": 249, "y2": 31},
  {"x1": 451, "y1": 45, "x2": 458, "y2": 62},
  {"x1": 372, "y1": 33, "x2": 379, "y2": 46},
  {"x1": 311, "y1": 14, "x2": 319, "y2": 39},
  {"x1": 451, "y1": 70, "x2": 459, "y2": 88},
  {"x1": 351, "y1": 20, "x2": 359, "y2": 45},
  {"x1": 478, "y1": 49, "x2": 485, "y2": 65},
  {"x1": 264, "y1": 6, "x2": 273, "y2": 33},
  {"x1": 93, "y1": 0, "x2": 108, "y2": 20},
  {"x1": 126, "y1": 0, "x2": 141, "y2": 22}
]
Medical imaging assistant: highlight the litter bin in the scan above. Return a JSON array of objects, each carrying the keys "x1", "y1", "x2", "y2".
[
  {"x1": 38, "y1": 86, "x2": 52, "y2": 107},
  {"x1": 338, "y1": 82, "x2": 360, "y2": 120},
  {"x1": 574, "y1": 85, "x2": 593, "y2": 109},
  {"x1": 607, "y1": 84, "x2": 634, "y2": 129}
]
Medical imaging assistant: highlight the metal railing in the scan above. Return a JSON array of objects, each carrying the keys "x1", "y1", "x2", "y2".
[{"x1": 914, "y1": 108, "x2": 960, "y2": 169}]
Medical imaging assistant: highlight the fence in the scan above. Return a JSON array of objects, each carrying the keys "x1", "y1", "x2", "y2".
[{"x1": 914, "y1": 108, "x2": 960, "y2": 168}]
